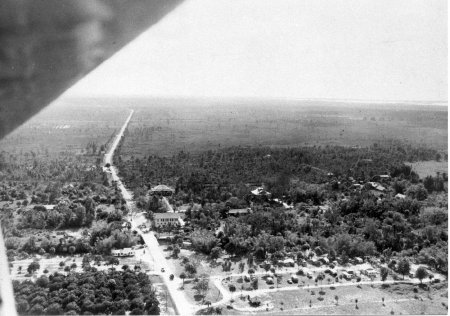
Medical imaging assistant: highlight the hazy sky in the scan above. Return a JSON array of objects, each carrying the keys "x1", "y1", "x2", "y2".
[{"x1": 65, "y1": 0, "x2": 447, "y2": 102}]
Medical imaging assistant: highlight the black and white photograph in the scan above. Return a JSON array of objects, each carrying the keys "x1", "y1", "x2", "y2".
[{"x1": 0, "y1": 0, "x2": 447, "y2": 315}]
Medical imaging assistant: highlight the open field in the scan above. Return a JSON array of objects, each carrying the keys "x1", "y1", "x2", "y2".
[
  {"x1": 108, "y1": 97, "x2": 447, "y2": 158},
  {"x1": 2, "y1": 97, "x2": 446, "y2": 158},
  {"x1": 408, "y1": 160, "x2": 448, "y2": 178},
  {"x1": 0, "y1": 97, "x2": 130, "y2": 156},
  {"x1": 215, "y1": 282, "x2": 448, "y2": 315}
]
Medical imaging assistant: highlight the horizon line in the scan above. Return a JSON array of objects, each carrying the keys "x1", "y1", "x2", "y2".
[{"x1": 62, "y1": 94, "x2": 448, "y2": 106}]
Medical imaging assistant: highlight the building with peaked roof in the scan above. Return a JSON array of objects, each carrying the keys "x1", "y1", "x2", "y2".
[
  {"x1": 251, "y1": 187, "x2": 271, "y2": 196},
  {"x1": 150, "y1": 184, "x2": 175, "y2": 196}
]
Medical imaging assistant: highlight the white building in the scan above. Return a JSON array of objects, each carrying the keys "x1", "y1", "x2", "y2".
[
  {"x1": 153, "y1": 213, "x2": 185, "y2": 227},
  {"x1": 111, "y1": 248, "x2": 135, "y2": 257}
]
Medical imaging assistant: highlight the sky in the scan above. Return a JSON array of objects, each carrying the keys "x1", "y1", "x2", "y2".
[{"x1": 64, "y1": 0, "x2": 447, "y2": 103}]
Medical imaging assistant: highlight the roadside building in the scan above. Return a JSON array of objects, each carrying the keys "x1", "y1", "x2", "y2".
[
  {"x1": 153, "y1": 212, "x2": 185, "y2": 227},
  {"x1": 150, "y1": 185, "x2": 175, "y2": 197},
  {"x1": 111, "y1": 248, "x2": 135, "y2": 257},
  {"x1": 363, "y1": 268, "x2": 378, "y2": 278}
]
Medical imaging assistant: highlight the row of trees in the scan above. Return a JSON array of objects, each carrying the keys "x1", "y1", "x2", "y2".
[{"x1": 13, "y1": 269, "x2": 159, "y2": 315}]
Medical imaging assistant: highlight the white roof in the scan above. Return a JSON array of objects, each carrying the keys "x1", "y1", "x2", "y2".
[
  {"x1": 368, "y1": 182, "x2": 386, "y2": 191},
  {"x1": 150, "y1": 184, "x2": 175, "y2": 192},
  {"x1": 251, "y1": 187, "x2": 271, "y2": 196}
]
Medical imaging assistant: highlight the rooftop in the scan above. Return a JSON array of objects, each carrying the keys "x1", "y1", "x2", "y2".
[
  {"x1": 251, "y1": 187, "x2": 271, "y2": 196},
  {"x1": 229, "y1": 208, "x2": 250, "y2": 214},
  {"x1": 154, "y1": 212, "x2": 184, "y2": 219},
  {"x1": 150, "y1": 184, "x2": 175, "y2": 192}
]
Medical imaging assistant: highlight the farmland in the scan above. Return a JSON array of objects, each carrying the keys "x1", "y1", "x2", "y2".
[
  {"x1": 0, "y1": 97, "x2": 130, "y2": 156},
  {"x1": 113, "y1": 97, "x2": 447, "y2": 158}
]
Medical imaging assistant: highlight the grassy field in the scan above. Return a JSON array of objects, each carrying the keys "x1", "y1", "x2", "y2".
[
  {"x1": 113, "y1": 98, "x2": 447, "y2": 158},
  {"x1": 407, "y1": 160, "x2": 448, "y2": 178},
  {"x1": 220, "y1": 282, "x2": 448, "y2": 315},
  {"x1": 0, "y1": 97, "x2": 130, "y2": 156},
  {"x1": 1, "y1": 97, "x2": 446, "y2": 159}
]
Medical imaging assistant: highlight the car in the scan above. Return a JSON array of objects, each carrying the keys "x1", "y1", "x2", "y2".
[
  {"x1": 161, "y1": 268, "x2": 165, "y2": 273},
  {"x1": 287, "y1": 279, "x2": 292, "y2": 284}
]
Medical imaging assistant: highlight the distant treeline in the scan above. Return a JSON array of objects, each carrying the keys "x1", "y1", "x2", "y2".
[{"x1": 115, "y1": 141, "x2": 440, "y2": 198}]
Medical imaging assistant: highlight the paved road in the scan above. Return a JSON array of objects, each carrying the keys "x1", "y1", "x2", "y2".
[
  {"x1": 104, "y1": 109, "x2": 134, "y2": 201},
  {"x1": 103, "y1": 110, "x2": 196, "y2": 315}
]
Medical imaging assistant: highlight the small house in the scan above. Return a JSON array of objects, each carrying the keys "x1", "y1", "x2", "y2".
[
  {"x1": 281, "y1": 258, "x2": 295, "y2": 267},
  {"x1": 319, "y1": 257, "x2": 330, "y2": 265},
  {"x1": 354, "y1": 257, "x2": 364, "y2": 264},
  {"x1": 364, "y1": 268, "x2": 377, "y2": 278}
]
